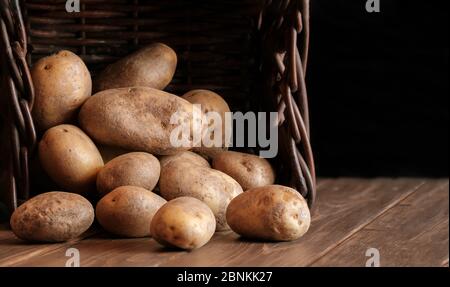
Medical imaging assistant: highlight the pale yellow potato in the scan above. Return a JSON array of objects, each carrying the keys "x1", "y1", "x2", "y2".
[
  {"x1": 159, "y1": 151, "x2": 210, "y2": 170},
  {"x1": 182, "y1": 89, "x2": 231, "y2": 158},
  {"x1": 150, "y1": 197, "x2": 216, "y2": 250},
  {"x1": 39, "y1": 124, "x2": 104, "y2": 194},
  {"x1": 226, "y1": 185, "x2": 311, "y2": 241},
  {"x1": 31, "y1": 50, "x2": 92, "y2": 131},
  {"x1": 10, "y1": 192, "x2": 94, "y2": 242},
  {"x1": 159, "y1": 161, "x2": 243, "y2": 231},
  {"x1": 96, "y1": 186, "x2": 167, "y2": 238},
  {"x1": 79, "y1": 87, "x2": 201, "y2": 155},
  {"x1": 96, "y1": 152, "x2": 160, "y2": 196},
  {"x1": 95, "y1": 43, "x2": 177, "y2": 92},
  {"x1": 212, "y1": 151, "x2": 275, "y2": 190}
]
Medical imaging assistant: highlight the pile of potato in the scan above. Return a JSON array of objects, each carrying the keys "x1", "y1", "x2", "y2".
[{"x1": 10, "y1": 43, "x2": 311, "y2": 250}]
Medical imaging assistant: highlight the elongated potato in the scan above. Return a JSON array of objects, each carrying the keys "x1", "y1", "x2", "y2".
[
  {"x1": 212, "y1": 151, "x2": 275, "y2": 190},
  {"x1": 39, "y1": 124, "x2": 104, "y2": 194},
  {"x1": 96, "y1": 152, "x2": 160, "y2": 196},
  {"x1": 32, "y1": 50, "x2": 92, "y2": 131},
  {"x1": 160, "y1": 161, "x2": 243, "y2": 231},
  {"x1": 96, "y1": 186, "x2": 166, "y2": 237},
  {"x1": 159, "y1": 151, "x2": 210, "y2": 170},
  {"x1": 10, "y1": 192, "x2": 94, "y2": 242},
  {"x1": 182, "y1": 90, "x2": 231, "y2": 158},
  {"x1": 95, "y1": 43, "x2": 177, "y2": 92},
  {"x1": 79, "y1": 87, "x2": 201, "y2": 155},
  {"x1": 226, "y1": 185, "x2": 311, "y2": 241},
  {"x1": 150, "y1": 197, "x2": 216, "y2": 250}
]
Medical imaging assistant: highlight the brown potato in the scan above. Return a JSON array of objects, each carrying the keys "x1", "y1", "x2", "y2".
[
  {"x1": 96, "y1": 152, "x2": 160, "y2": 196},
  {"x1": 96, "y1": 186, "x2": 166, "y2": 237},
  {"x1": 182, "y1": 90, "x2": 231, "y2": 158},
  {"x1": 150, "y1": 197, "x2": 216, "y2": 250},
  {"x1": 226, "y1": 185, "x2": 311, "y2": 241},
  {"x1": 95, "y1": 43, "x2": 177, "y2": 92},
  {"x1": 10, "y1": 192, "x2": 94, "y2": 242},
  {"x1": 212, "y1": 151, "x2": 275, "y2": 190},
  {"x1": 31, "y1": 50, "x2": 92, "y2": 131},
  {"x1": 159, "y1": 151, "x2": 210, "y2": 170},
  {"x1": 39, "y1": 124, "x2": 104, "y2": 194},
  {"x1": 79, "y1": 87, "x2": 201, "y2": 155},
  {"x1": 159, "y1": 161, "x2": 243, "y2": 231}
]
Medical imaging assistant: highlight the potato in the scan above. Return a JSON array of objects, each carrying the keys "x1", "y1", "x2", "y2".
[
  {"x1": 160, "y1": 161, "x2": 243, "y2": 231},
  {"x1": 39, "y1": 125, "x2": 104, "y2": 194},
  {"x1": 150, "y1": 197, "x2": 215, "y2": 250},
  {"x1": 226, "y1": 185, "x2": 311, "y2": 241},
  {"x1": 96, "y1": 186, "x2": 166, "y2": 237},
  {"x1": 182, "y1": 90, "x2": 231, "y2": 158},
  {"x1": 97, "y1": 152, "x2": 160, "y2": 196},
  {"x1": 95, "y1": 43, "x2": 177, "y2": 92},
  {"x1": 159, "y1": 151, "x2": 210, "y2": 170},
  {"x1": 10, "y1": 192, "x2": 94, "y2": 242},
  {"x1": 79, "y1": 87, "x2": 201, "y2": 155},
  {"x1": 212, "y1": 151, "x2": 275, "y2": 190},
  {"x1": 31, "y1": 50, "x2": 92, "y2": 131}
]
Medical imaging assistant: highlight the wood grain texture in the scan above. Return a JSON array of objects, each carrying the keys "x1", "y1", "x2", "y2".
[
  {"x1": 1, "y1": 178, "x2": 447, "y2": 267},
  {"x1": 311, "y1": 180, "x2": 449, "y2": 267},
  {"x1": 158, "y1": 178, "x2": 426, "y2": 267},
  {"x1": 0, "y1": 227, "x2": 98, "y2": 267}
]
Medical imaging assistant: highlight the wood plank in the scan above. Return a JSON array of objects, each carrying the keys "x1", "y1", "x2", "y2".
[
  {"x1": 311, "y1": 179, "x2": 449, "y2": 267},
  {"x1": 3, "y1": 178, "x2": 429, "y2": 267},
  {"x1": 10, "y1": 232, "x2": 187, "y2": 267},
  {"x1": 0, "y1": 227, "x2": 98, "y2": 267},
  {"x1": 8, "y1": 179, "x2": 333, "y2": 267},
  {"x1": 158, "y1": 178, "x2": 426, "y2": 266}
]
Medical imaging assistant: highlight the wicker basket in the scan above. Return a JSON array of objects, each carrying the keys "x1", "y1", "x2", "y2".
[{"x1": 0, "y1": 0, "x2": 315, "y2": 214}]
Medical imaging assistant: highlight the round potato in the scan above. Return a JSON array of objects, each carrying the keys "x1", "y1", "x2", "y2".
[
  {"x1": 95, "y1": 43, "x2": 177, "y2": 92},
  {"x1": 182, "y1": 90, "x2": 231, "y2": 158},
  {"x1": 159, "y1": 151, "x2": 210, "y2": 170},
  {"x1": 150, "y1": 197, "x2": 216, "y2": 250},
  {"x1": 96, "y1": 186, "x2": 166, "y2": 237},
  {"x1": 39, "y1": 124, "x2": 104, "y2": 194},
  {"x1": 226, "y1": 185, "x2": 311, "y2": 241},
  {"x1": 10, "y1": 192, "x2": 94, "y2": 242},
  {"x1": 79, "y1": 87, "x2": 201, "y2": 155},
  {"x1": 32, "y1": 50, "x2": 92, "y2": 131},
  {"x1": 97, "y1": 152, "x2": 160, "y2": 196},
  {"x1": 159, "y1": 161, "x2": 243, "y2": 231},
  {"x1": 212, "y1": 151, "x2": 275, "y2": 190}
]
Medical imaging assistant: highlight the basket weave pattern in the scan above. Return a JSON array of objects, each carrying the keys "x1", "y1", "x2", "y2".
[{"x1": 0, "y1": 0, "x2": 315, "y2": 211}]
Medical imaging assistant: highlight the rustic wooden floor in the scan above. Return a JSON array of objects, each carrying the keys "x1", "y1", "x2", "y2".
[{"x1": 0, "y1": 178, "x2": 448, "y2": 267}]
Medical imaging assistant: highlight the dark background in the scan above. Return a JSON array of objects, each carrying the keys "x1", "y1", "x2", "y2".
[{"x1": 307, "y1": 0, "x2": 448, "y2": 177}]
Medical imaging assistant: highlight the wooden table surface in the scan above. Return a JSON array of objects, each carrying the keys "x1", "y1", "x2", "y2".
[{"x1": 0, "y1": 178, "x2": 448, "y2": 267}]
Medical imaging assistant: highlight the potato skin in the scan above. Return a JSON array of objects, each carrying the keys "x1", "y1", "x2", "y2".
[
  {"x1": 97, "y1": 152, "x2": 160, "y2": 196},
  {"x1": 159, "y1": 151, "x2": 210, "y2": 170},
  {"x1": 39, "y1": 124, "x2": 104, "y2": 194},
  {"x1": 10, "y1": 192, "x2": 94, "y2": 242},
  {"x1": 226, "y1": 185, "x2": 311, "y2": 241},
  {"x1": 95, "y1": 43, "x2": 177, "y2": 92},
  {"x1": 79, "y1": 87, "x2": 199, "y2": 155},
  {"x1": 32, "y1": 50, "x2": 92, "y2": 131},
  {"x1": 182, "y1": 90, "x2": 231, "y2": 158},
  {"x1": 150, "y1": 197, "x2": 216, "y2": 250},
  {"x1": 96, "y1": 186, "x2": 167, "y2": 237},
  {"x1": 212, "y1": 151, "x2": 275, "y2": 190},
  {"x1": 160, "y1": 161, "x2": 243, "y2": 231}
]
